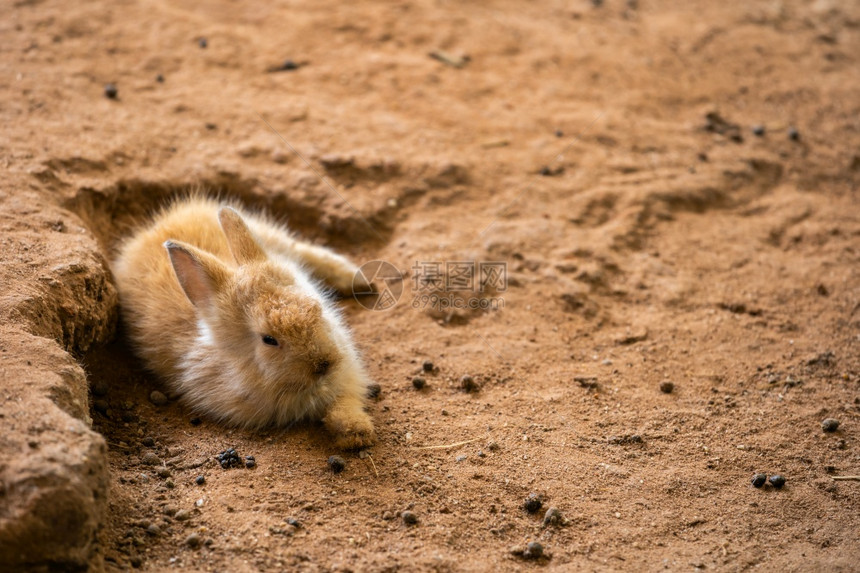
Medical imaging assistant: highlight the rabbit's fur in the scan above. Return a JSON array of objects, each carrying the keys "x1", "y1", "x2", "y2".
[{"x1": 112, "y1": 197, "x2": 375, "y2": 449}]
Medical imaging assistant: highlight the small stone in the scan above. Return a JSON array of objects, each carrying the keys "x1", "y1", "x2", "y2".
[
  {"x1": 751, "y1": 473, "x2": 767, "y2": 488},
  {"x1": 543, "y1": 507, "x2": 562, "y2": 526},
  {"x1": 190, "y1": 417, "x2": 202, "y2": 426},
  {"x1": 174, "y1": 509, "x2": 192, "y2": 521},
  {"x1": 156, "y1": 467, "x2": 171, "y2": 478},
  {"x1": 165, "y1": 478, "x2": 175, "y2": 489},
  {"x1": 149, "y1": 391, "x2": 168, "y2": 406},
  {"x1": 524, "y1": 541, "x2": 544, "y2": 559},
  {"x1": 92, "y1": 380, "x2": 109, "y2": 396},
  {"x1": 129, "y1": 556, "x2": 142, "y2": 568},
  {"x1": 524, "y1": 493, "x2": 543, "y2": 513},
  {"x1": 155, "y1": 74, "x2": 164, "y2": 83},
  {"x1": 141, "y1": 437, "x2": 155, "y2": 447},
  {"x1": 477, "y1": 450, "x2": 486, "y2": 458},
  {"x1": 198, "y1": 37, "x2": 208, "y2": 49},
  {"x1": 660, "y1": 381, "x2": 674, "y2": 394},
  {"x1": 366, "y1": 383, "x2": 382, "y2": 399},
  {"x1": 555, "y1": 129, "x2": 563, "y2": 137},
  {"x1": 402, "y1": 511, "x2": 418, "y2": 525},
  {"x1": 487, "y1": 441, "x2": 500, "y2": 451},
  {"x1": 145, "y1": 524, "x2": 160, "y2": 537},
  {"x1": 456, "y1": 455, "x2": 467, "y2": 462},
  {"x1": 422, "y1": 360, "x2": 434, "y2": 372},
  {"x1": 412, "y1": 377, "x2": 426, "y2": 390},
  {"x1": 328, "y1": 455, "x2": 346, "y2": 473},
  {"x1": 279, "y1": 59, "x2": 299, "y2": 71},
  {"x1": 141, "y1": 452, "x2": 162, "y2": 466},
  {"x1": 460, "y1": 375, "x2": 479, "y2": 393},
  {"x1": 381, "y1": 511, "x2": 394, "y2": 520},
  {"x1": 769, "y1": 474, "x2": 786, "y2": 489},
  {"x1": 752, "y1": 125, "x2": 765, "y2": 136},
  {"x1": 185, "y1": 533, "x2": 201, "y2": 549},
  {"x1": 94, "y1": 399, "x2": 109, "y2": 415},
  {"x1": 821, "y1": 418, "x2": 840, "y2": 432},
  {"x1": 788, "y1": 126, "x2": 800, "y2": 141},
  {"x1": 286, "y1": 517, "x2": 301, "y2": 528},
  {"x1": 104, "y1": 83, "x2": 118, "y2": 99},
  {"x1": 195, "y1": 475, "x2": 205, "y2": 485}
]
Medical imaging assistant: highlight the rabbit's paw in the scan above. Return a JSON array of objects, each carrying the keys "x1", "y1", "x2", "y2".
[{"x1": 325, "y1": 407, "x2": 376, "y2": 450}]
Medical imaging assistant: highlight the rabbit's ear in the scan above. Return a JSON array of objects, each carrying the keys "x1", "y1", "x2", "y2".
[
  {"x1": 218, "y1": 207, "x2": 266, "y2": 265},
  {"x1": 165, "y1": 240, "x2": 230, "y2": 309}
]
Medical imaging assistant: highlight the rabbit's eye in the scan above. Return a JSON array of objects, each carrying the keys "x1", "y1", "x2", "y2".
[{"x1": 261, "y1": 335, "x2": 279, "y2": 346}]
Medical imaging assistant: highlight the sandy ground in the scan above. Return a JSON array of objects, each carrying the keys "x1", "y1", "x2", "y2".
[{"x1": 2, "y1": 0, "x2": 860, "y2": 571}]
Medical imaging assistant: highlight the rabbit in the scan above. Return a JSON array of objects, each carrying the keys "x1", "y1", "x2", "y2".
[{"x1": 112, "y1": 196, "x2": 376, "y2": 449}]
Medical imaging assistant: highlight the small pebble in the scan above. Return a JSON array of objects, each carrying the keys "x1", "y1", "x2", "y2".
[
  {"x1": 165, "y1": 478, "x2": 175, "y2": 489},
  {"x1": 155, "y1": 74, "x2": 164, "y2": 83},
  {"x1": 456, "y1": 455, "x2": 467, "y2": 462},
  {"x1": 104, "y1": 83, "x2": 118, "y2": 99},
  {"x1": 487, "y1": 441, "x2": 500, "y2": 451},
  {"x1": 129, "y1": 555, "x2": 142, "y2": 568},
  {"x1": 156, "y1": 467, "x2": 171, "y2": 478},
  {"x1": 788, "y1": 126, "x2": 800, "y2": 141},
  {"x1": 185, "y1": 533, "x2": 201, "y2": 549},
  {"x1": 198, "y1": 37, "x2": 208, "y2": 49},
  {"x1": 149, "y1": 391, "x2": 168, "y2": 406},
  {"x1": 524, "y1": 493, "x2": 543, "y2": 513},
  {"x1": 328, "y1": 455, "x2": 346, "y2": 473},
  {"x1": 141, "y1": 437, "x2": 155, "y2": 447},
  {"x1": 92, "y1": 381, "x2": 109, "y2": 396},
  {"x1": 422, "y1": 360, "x2": 434, "y2": 372},
  {"x1": 245, "y1": 457, "x2": 256, "y2": 469},
  {"x1": 141, "y1": 452, "x2": 162, "y2": 466},
  {"x1": 190, "y1": 417, "x2": 202, "y2": 426},
  {"x1": 94, "y1": 399, "x2": 109, "y2": 415},
  {"x1": 174, "y1": 509, "x2": 191, "y2": 521},
  {"x1": 477, "y1": 450, "x2": 486, "y2": 458},
  {"x1": 659, "y1": 381, "x2": 674, "y2": 394},
  {"x1": 286, "y1": 517, "x2": 301, "y2": 528},
  {"x1": 523, "y1": 541, "x2": 544, "y2": 559},
  {"x1": 543, "y1": 507, "x2": 562, "y2": 526},
  {"x1": 366, "y1": 383, "x2": 381, "y2": 399},
  {"x1": 412, "y1": 377, "x2": 426, "y2": 390},
  {"x1": 460, "y1": 375, "x2": 479, "y2": 393},
  {"x1": 279, "y1": 59, "x2": 299, "y2": 71},
  {"x1": 751, "y1": 473, "x2": 767, "y2": 488},
  {"x1": 145, "y1": 524, "x2": 160, "y2": 537},
  {"x1": 402, "y1": 511, "x2": 418, "y2": 525},
  {"x1": 752, "y1": 125, "x2": 765, "y2": 136},
  {"x1": 769, "y1": 474, "x2": 786, "y2": 489},
  {"x1": 381, "y1": 511, "x2": 394, "y2": 520},
  {"x1": 195, "y1": 475, "x2": 205, "y2": 485},
  {"x1": 555, "y1": 129, "x2": 563, "y2": 137},
  {"x1": 821, "y1": 418, "x2": 840, "y2": 432}
]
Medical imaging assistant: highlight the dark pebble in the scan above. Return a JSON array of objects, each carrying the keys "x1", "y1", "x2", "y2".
[
  {"x1": 245, "y1": 458, "x2": 256, "y2": 469},
  {"x1": 523, "y1": 541, "x2": 544, "y2": 559},
  {"x1": 402, "y1": 511, "x2": 418, "y2": 525},
  {"x1": 156, "y1": 74, "x2": 164, "y2": 83},
  {"x1": 149, "y1": 391, "x2": 168, "y2": 406},
  {"x1": 94, "y1": 399, "x2": 109, "y2": 414},
  {"x1": 788, "y1": 126, "x2": 800, "y2": 141},
  {"x1": 460, "y1": 375, "x2": 479, "y2": 393},
  {"x1": 752, "y1": 125, "x2": 765, "y2": 136},
  {"x1": 543, "y1": 507, "x2": 562, "y2": 526},
  {"x1": 190, "y1": 417, "x2": 202, "y2": 426},
  {"x1": 524, "y1": 493, "x2": 543, "y2": 514},
  {"x1": 129, "y1": 556, "x2": 142, "y2": 568},
  {"x1": 141, "y1": 437, "x2": 155, "y2": 447},
  {"x1": 412, "y1": 377, "x2": 426, "y2": 390},
  {"x1": 92, "y1": 380, "x2": 109, "y2": 396},
  {"x1": 751, "y1": 473, "x2": 767, "y2": 488},
  {"x1": 366, "y1": 383, "x2": 381, "y2": 399},
  {"x1": 280, "y1": 59, "x2": 299, "y2": 71},
  {"x1": 195, "y1": 475, "x2": 205, "y2": 485},
  {"x1": 422, "y1": 360, "x2": 434, "y2": 372},
  {"x1": 327, "y1": 455, "x2": 346, "y2": 473},
  {"x1": 286, "y1": 517, "x2": 301, "y2": 528},
  {"x1": 821, "y1": 418, "x2": 840, "y2": 432},
  {"x1": 156, "y1": 467, "x2": 171, "y2": 478},
  {"x1": 769, "y1": 474, "x2": 786, "y2": 489},
  {"x1": 555, "y1": 129, "x2": 563, "y2": 137},
  {"x1": 659, "y1": 381, "x2": 674, "y2": 394},
  {"x1": 185, "y1": 533, "x2": 201, "y2": 549},
  {"x1": 198, "y1": 37, "x2": 208, "y2": 49},
  {"x1": 121, "y1": 411, "x2": 137, "y2": 423},
  {"x1": 145, "y1": 524, "x2": 160, "y2": 537},
  {"x1": 141, "y1": 452, "x2": 161, "y2": 466},
  {"x1": 104, "y1": 83, "x2": 118, "y2": 99}
]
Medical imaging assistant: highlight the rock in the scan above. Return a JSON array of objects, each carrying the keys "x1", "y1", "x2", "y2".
[
  {"x1": 328, "y1": 455, "x2": 346, "y2": 473},
  {"x1": 141, "y1": 452, "x2": 162, "y2": 466},
  {"x1": 422, "y1": 360, "x2": 435, "y2": 372},
  {"x1": 145, "y1": 524, "x2": 160, "y2": 537},
  {"x1": 195, "y1": 475, "x2": 205, "y2": 485},
  {"x1": 543, "y1": 507, "x2": 563, "y2": 526},
  {"x1": 460, "y1": 375, "x2": 479, "y2": 393},
  {"x1": 402, "y1": 511, "x2": 419, "y2": 525},
  {"x1": 149, "y1": 390, "x2": 168, "y2": 406},
  {"x1": 660, "y1": 381, "x2": 674, "y2": 394},
  {"x1": 821, "y1": 418, "x2": 840, "y2": 432},
  {"x1": 366, "y1": 382, "x2": 382, "y2": 399},
  {"x1": 156, "y1": 466, "x2": 171, "y2": 478},
  {"x1": 524, "y1": 493, "x2": 543, "y2": 513},
  {"x1": 141, "y1": 437, "x2": 155, "y2": 447},
  {"x1": 769, "y1": 475, "x2": 786, "y2": 489},
  {"x1": 174, "y1": 509, "x2": 192, "y2": 521},
  {"x1": 104, "y1": 83, "x2": 118, "y2": 99},
  {"x1": 185, "y1": 533, "x2": 201, "y2": 549},
  {"x1": 523, "y1": 541, "x2": 544, "y2": 559},
  {"x1": 412, "y1": 377, "x2": 426, "y2": 390},
  {"x1": 91, "y1": 380, "x2": 109, "y2": 396}
]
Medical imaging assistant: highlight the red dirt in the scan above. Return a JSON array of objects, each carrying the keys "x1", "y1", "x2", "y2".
[{"x1": 2, "y1": 0, "x2": 859, "y2": 571}]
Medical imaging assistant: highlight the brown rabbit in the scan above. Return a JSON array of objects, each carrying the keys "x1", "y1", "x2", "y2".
[{"x1": 112, "y1": 197, "x2": 376, "y2": 449}]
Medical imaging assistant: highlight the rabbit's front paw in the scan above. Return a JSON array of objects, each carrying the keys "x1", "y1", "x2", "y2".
[{"x1": 325, "y1": 407, "x2": 376, "y2": 450}]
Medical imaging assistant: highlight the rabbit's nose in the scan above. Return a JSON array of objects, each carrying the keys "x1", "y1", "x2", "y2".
[{"x1": 313, "y1": 359, "x2": 331, "y2": 376}]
